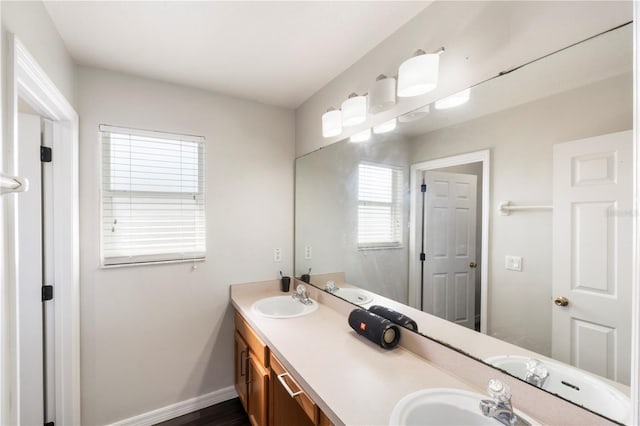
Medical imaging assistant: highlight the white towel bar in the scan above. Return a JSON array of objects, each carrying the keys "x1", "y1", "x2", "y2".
[{"x1": 499, "y1": 201, "x2": 552, "y2": 216}]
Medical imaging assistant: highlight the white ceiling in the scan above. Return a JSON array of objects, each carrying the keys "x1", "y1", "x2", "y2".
[{"x1": 44, "y1": 1, "x2": 429, "y2": 109}]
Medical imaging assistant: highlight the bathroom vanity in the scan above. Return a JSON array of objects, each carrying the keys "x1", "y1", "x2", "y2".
[{"x1": 231, "y1": 280, "x2": 615, "y2": 425}]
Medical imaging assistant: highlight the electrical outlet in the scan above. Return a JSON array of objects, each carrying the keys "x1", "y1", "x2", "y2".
[
  {"x1": 304, "y1": 245, "x2": 312, "y2": 260},
  {"x1": 505, "y1": 255, "x2": 523, "y2": 271},
  {"x1": 273, "y1": 248, "x2": 282, "y2": 262}
]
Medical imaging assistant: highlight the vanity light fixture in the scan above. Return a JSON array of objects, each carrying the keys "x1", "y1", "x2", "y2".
[
  {"x1": 341, "y1": 93, "x2": 368, "y2": 127},
  {"x1": 322, "y1": 107, "x2": 343, "y2": 138},
  {"x1": 369, "y1": 75, "x2": 396, "y2": 114},
  {"x1": 350, "y1": 128, "x2": 371, "y2": 143},
  {"x1": 373, "y1": 118, "x2": 397, "y2": 134},
  {"x1": 397, "y1": 47, "x2": 444, "y2": 98},
  {"x1": 435, "y1": 88, "x2": 471, "y2": 110}
]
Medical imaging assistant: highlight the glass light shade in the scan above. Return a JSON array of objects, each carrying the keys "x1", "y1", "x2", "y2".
[
  {"x1": 341, "y1": 95, "x2": 368, "y2": 127},
  {"x1": 435, "y1": 88, "x2": 471, "y2": 110},
  {"x1": 322, "y1": 109, "x2": 342, "y2": 138},
  {"x1": 369, "y1": 77, "x2": 396, "y2": 114},
  {"x1": 373, "y1": 118, "x2": 397, "y2": 134},
  {"x1": 350, "y1": 128, "x2": 371, "y2": 143},
  {"x1": 397, "y1": 53, "x2": 440, "y2": 98}
]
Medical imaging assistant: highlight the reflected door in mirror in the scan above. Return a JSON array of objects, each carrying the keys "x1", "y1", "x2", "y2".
[
  {"x1": 423, "y1": 171, "x2": 477, "y2": 330},
  {"x1": 552, "y1": 130, "x2": 632, "y2": 385}
]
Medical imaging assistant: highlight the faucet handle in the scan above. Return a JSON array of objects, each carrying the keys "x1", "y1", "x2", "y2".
[
  {"x1": 487, "y1": 379, "x2": 511, "y2": 403},
  {"x1": 525, "y1": 359, "x2": 549, "y2": 379},
  {"x1": 296, "y1": 284, "x2": 307, "y2": 295},
  {"x1": 325, "y1": 280, "x2": 336, "y2": 292}
]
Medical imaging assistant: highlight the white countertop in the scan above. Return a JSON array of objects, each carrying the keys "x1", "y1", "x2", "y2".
[{"x1": 230, "y1": 280, "x2": 484, "y2": 426}]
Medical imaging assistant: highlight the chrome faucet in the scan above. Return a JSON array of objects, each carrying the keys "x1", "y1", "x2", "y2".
[
  {"x1": 325, "y1": 280, "x2": 338, "y2": 293},
  {"x1": 292, "y1": 284, "x2": 313, "y2": 305},
  {"x1": 524, "y1": 359, "x2": 549, "y2": 388},
  {"x1": 479, "y1": 379, "x2": 531, "y2": 426}
]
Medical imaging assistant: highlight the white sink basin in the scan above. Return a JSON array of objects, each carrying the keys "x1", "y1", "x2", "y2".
[
  {"x1": 334, "y1": 287, "x2": 373, "y2": 305},
  {"x1": 485, "y1": 355, "x2": 630, "y2": 424},
  {"x1": 251, "y1": 295, "x2": 318, "y2": 319},
  {"x1": 389, "y1": 388, "x2": 538, "y2": 426}
]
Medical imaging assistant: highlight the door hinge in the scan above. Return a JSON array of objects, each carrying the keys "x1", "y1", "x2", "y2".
[
  {"x1": 421, "y1": 184, "x2": 427, "y2": 193},
  {"x1": 40, "y1": 146, "x2": 52, "y2": 163},
  {"x1": 42, "y1": 285, "x2": 53, "y2": 301},
  {"x1": 419, "y1": 253, "x2": 426, "y2": 262},
  {"x1": 45, "y1": 422, "x2": 54, "y2": 426}
]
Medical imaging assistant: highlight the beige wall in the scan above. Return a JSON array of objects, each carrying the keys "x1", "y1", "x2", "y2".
[
  {"x1": 77, "y1": 67, "x2": 294, "y2": 425},
  {"x1": 295, "y1": 1, "x2": 632, "y2": 157}
]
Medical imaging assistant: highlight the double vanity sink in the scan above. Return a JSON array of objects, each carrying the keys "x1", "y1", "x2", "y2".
[
  {"x1": 390, "y1": 387, "x2": 538, "y2": 426},
  {"x1": 232, "y1": 281, "x2": 615, "y2": 426},
  {"x1": 487, "y1": 355, "x2": 630, "y2": 424},
  {"x1": 252, "y1": 295, "x2": 318, "y2": 318}
]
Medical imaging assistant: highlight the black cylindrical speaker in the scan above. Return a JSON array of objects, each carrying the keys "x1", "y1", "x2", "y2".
[
  {"x1": 368, "y1": 305, "x2": 419, "y2": 332},
  {"x1": 348, "y1": 308, "x2": 400, "y2": 349}
]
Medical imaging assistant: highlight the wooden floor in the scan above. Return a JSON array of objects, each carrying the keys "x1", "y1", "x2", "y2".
[{"x1": 155, "y1": 398, "x2": 251, "y2": 426}]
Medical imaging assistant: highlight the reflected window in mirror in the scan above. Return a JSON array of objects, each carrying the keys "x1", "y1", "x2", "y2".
[{"x1": 357, "y1": 162, "x2": 404, "y2": 249}]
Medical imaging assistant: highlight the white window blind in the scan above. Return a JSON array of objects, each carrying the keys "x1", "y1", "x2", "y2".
[
  {"x1": 358, "y1": 163, "x2": 403, "y2": 248},
  {"x1": 100, "y1": 124, "x2": 206, "y2": 266}
]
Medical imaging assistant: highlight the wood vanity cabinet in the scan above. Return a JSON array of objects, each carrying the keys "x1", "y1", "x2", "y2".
[
  {"x1": 235, "y1": 313, "x2": 269, "y2": 426},
  {"x1": 270, "y1": 353, "x2": 333, "y2": 426},
  {"x1": 234, "y1": 311, "x2": 333, "y2": 426}
]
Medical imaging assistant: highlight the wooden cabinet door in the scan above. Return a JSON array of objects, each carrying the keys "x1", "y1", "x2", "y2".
[
  {"x1": 234, "y1": 332, "x2": 249, "y2": 411},
  {"x1": 248, "y1": 355, "x2": 269, "y2": 426},
  {"x1": 269, "y1": 355, "x2": 315, "y2": 426}
]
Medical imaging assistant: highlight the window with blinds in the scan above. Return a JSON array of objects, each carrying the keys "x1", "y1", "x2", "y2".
[
  {"x1": 358, "y1": 162, "x2": 403, "y2": 248},
  {"x1": 100, "y1": 124, "x2": 206, "y2": 266}
]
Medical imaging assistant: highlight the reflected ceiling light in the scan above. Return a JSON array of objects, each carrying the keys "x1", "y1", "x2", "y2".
[
  {"x1": 350, "y1": 128, "x2": 371, "y2": 143},
  {"x1": 373, "y1": 118, "x2": 397, "y2": 134},
  {"x1": 341, "y1": 93, "x2": 368, "y2": 127},
  {"x1": 435, "y1": 88, "x2": 471, "y2": 110},
  {"x1": 398, "y1": 105, "x2": 430, "y2": 123},
  {"x1": 369, "y1": 75, "x2": 396, "y2": 114},
  {"x1": 322, "y1": 108, "x2": 342, "y2": 138},
  {"x1": 397, "y1": 47, "x2": 444, "y2": 98}
]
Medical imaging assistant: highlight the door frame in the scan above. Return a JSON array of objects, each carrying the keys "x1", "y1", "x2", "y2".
[
  {"x1": 408, "y1": 149, "x2": 490, "y2": 333},
  {"x1": 2, "y1": 35, "x2": 80, "y2": 425},
  {"x1": 631, "y1": 4, "x2": 640, "y2": 423}
]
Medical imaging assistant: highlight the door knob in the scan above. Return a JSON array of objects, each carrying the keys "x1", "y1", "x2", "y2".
[
  {"x1": 469, "y1": 262, "x2": 478, "y2": 268},
  {"x1": 554, "y1": 296, "x2": 569, "y2": 307}
]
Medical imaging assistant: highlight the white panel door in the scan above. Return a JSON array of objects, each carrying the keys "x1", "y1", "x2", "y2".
[
  {"x1": 17, "y1": 113, "x2": 44, "y2": 424},
  {"x1": 552, "y1": 130, "x2": 632, "y2": 385},
  {"x1": 423, "y1": 171, "x2": 477, "y2": 329}
]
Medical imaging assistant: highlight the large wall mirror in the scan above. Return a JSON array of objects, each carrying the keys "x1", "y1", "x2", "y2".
[{"x1": 295, "y1": 23, "x2": 632, "y2": 423}]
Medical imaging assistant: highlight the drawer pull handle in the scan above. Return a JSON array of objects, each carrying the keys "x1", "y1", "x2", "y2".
[
  {"x1": 240, "y1": 350, "x2": 248, "y2": 378},
  {"x1": 277, "y1": 372, "x2": 303, "y2": 397}
]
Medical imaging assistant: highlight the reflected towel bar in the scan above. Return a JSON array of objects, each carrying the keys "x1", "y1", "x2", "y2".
[
  {"x1": 499, "y1": 201, "x2": 552, "y2": 216},
  {"x1": 0, "y1": 173, "x2": 28, "y2": 195}
]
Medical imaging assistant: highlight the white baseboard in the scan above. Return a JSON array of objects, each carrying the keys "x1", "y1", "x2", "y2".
[{"x1": 108, "y1": 386, "x2": 238, "y2": 426}]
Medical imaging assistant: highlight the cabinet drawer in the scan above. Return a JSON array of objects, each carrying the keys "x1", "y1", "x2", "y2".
[
  {"x1": 235, "y1": 312, "x2": 269, "y2": 367},
  {"x1": 270, "y1": 353, "x2": 316, "y2": 424}
]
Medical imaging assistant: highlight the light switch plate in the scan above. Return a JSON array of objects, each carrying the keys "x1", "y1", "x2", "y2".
[
  {"x1": 273, "y1": 248, "x2": 282, "y2": 262},
  {"x1": 505, "y1": 255, "x2": 523, "y2": 271},
  {"x1": 304, "y1": 245, "x2": 312, "y2": 260}
]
